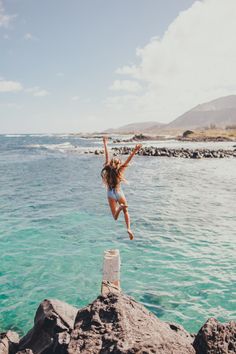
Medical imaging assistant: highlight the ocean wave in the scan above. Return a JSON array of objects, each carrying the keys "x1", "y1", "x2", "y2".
[
  {"x1": 28, "y1": 134, "x2": 54, "y2": 137},
  {"x1": 26, "y1": 142, "x2": 83, "y2": 153},
  {"x1": 4, "y1": 134, "x2": 26, "y2": 137}
]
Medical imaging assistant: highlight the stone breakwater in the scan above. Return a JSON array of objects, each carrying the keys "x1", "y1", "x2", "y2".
[
  {"x1": 1, "y1": 290, "x2": 235, "y2": 354},
  {"x1": 91, "y1": 146, "x2": 236, "y2": 159}
]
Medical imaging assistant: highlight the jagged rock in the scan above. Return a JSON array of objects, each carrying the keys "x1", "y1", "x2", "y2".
[
  {"x1": 0, "y1": 331, "x2": 19, "y2": 354},
  {"x1": 18, "y1": 299, "x2": 78, "y2": 354},
  {"x1": 167, "y1": 322, "x2": 194, "y2": 340},
  {"x1": 193, "y1": 317, "x2": 236, "y2": 354},
  {"x1": 68, "y1": 291, "x2": 195, "y2": 354},
  {"x1": 101, "y1": 146, "x2": 236, "y2": 158},
  {"x1": 3, "y1": 294, "x2": 236, "y2": 354}
]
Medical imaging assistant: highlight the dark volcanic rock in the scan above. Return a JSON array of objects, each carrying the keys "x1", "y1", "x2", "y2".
[
  {"x1": 2, "y1": 293, "x2": 236, "y2": 354},
  {"x1": 18, "y1": 299, "x2": 78, "y2": 354},
  {"x1": 99, "y1": 146, "x2": 236, "y2": 159},
  {"x1": 193, "y1": 317, "x2": 236, "y2": 354},
  {"x1": 0, "y1": 331, "x2": 19, "y2": 354},
  {"x1": 68, "y1": 291, "x2": 195, "y2": 354}
]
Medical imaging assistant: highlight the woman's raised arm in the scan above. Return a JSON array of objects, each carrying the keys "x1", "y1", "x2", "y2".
[
  {"x1": 103, "y1": 136, "x2": 109, "y2": 165},
  {"x1": 122, "y1": 144, "x2": 142, "y2": 168}
]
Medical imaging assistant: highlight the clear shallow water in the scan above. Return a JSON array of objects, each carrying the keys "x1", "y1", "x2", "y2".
[{"x1": 0, "y1": 134, "x2": 235, "y2": 335}]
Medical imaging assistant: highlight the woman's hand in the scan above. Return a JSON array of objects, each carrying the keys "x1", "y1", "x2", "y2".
[
  {"x1": 135, "y1": 143, "x2": 142, "y2": 151},
  {"x1": 103, "y1": 136, "x2": 108, "y2": 144}
]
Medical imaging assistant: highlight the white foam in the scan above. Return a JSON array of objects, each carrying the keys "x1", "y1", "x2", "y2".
[
  {"x1": 26, "y1": 142, "x2": 82, "y2": 153},
  {"x1": 4, "y1": 134, "x2": 25, "y2": 137}
]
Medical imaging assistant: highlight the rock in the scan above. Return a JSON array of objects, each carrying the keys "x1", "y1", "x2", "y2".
[
  {"x1": 18, "y1": 299, "x2": 78, "y2": 354},
  {"x1": 101, "y1": 146, "x2": 236, "y2": 159},
  {"x1": 193, "y1": 317, "x2": 236, "y2": 354},
  {"x1": 0, "y1": 331, "x2": 19, "y2": 354},
  {"x1": 192, "y1": 151, "x2": 201, "y2": 159},
  {"x1": 167, "y1": 322, "x2": 194, "y2": 340},
  {"x1": 132, "y1": 134, "x2": 153, "y2": 141},
  {"x1": 68, "y1": 291, "x2": 195, "y2": 354}
]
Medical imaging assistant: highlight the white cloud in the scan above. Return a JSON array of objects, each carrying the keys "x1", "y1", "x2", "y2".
[
  {"x1": 0, "y1": 79, "x2": 23, "y2": 92},
  {"x1": 25, "y1": 86, "x2": 50, "y2": 97},
  {"x1": 110, "y1": 80, "x2": 142, "y2": 92},
  {"x1": 108, "y1": 0, "x2": 236, "y2": 123},
  {"x1": 24, "y1": 33, "x2": 38, "y2": 41},
  {"x1": 0, "y1": 1, "x2": 16, "y2": 28}
]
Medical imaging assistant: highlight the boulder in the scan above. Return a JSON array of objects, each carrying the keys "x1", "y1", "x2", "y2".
[
  {"x1": 68, "y1": 291, "x2": 195, "y2": 354},
  {"x1": 18, "y1": 299, "x2": 78, "y2": 354},
  {"x1": 193, "y1": 317, "x2": 236, "y2": 354},
  {"x1": 192, "y1": 151, "x2": 201, "y2": 159},
  {"x1": 0, "y1": 331, "x2": 19, "y2": 354}
]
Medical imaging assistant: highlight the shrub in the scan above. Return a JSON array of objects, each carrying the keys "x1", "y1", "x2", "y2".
[{"x1": 183, "y1": 130, "x2": 194, "y2": 137}]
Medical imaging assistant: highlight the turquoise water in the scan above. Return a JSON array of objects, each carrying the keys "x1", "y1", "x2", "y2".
[{"x1": 0, "y1": 135, "x2": 236, "y2": 335}]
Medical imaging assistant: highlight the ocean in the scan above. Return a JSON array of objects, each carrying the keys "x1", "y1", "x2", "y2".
[{"x1": 0, "y1": 134, "x2": 235, "y2": 336}]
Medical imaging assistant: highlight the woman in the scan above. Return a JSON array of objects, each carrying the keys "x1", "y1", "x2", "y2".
[{"x1": 101, "y1": 136, "x2": 142, "y2": 240}]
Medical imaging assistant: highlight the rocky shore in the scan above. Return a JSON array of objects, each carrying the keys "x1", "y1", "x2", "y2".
[
  {"x1": 92, "y1": 146, "x2": 236, "y2": 159},
  {"x1": 112, "y1": 133, "x2": 236, "y2": 144},
  {"x1": 112, "y1": 134, "x2": 168, "y2": 143},
  {"x1": 1, "y1": 288, "x2": 235, "y2": 354}
]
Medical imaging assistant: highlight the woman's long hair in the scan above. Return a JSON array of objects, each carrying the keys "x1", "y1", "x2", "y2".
[{"x1": 101, "y1": 158, "x2": 125, "y2": 190}]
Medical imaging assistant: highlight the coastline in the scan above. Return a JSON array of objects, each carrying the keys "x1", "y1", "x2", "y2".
[{"x1": 90, "y1": 145, "x2": 236, "y2": 159}]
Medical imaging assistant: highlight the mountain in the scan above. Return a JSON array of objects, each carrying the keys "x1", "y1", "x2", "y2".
[
  {"x1": 104, "y1": 95, "x2": 236, "y2": 134},
  {"x1": 105, "y1": 121, "x2": 165, "y2": 134},
  {"x1": 164, "y1": 95, "x2": 236, "y2": 130}
]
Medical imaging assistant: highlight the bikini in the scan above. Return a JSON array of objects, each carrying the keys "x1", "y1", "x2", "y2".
[{"x1": 107, "y1": 186, "x2": 125, "y2": 201}]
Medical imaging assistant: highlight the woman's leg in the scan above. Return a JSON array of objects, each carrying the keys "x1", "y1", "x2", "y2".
[
  {"x1": 118, "y1": 195, "x2": 134, "y2": 240},
  {"x1": 108, "y1": 198, "x2": 125, "y2": 220}
]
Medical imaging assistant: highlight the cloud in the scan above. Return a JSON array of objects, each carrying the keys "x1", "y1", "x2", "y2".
[
  {"x1": 0, "y1": 79, "x2": 23, "y2": 92},
  {"x1": 0, "y1": 1, "x2": 16, "y2": 28},
  {"x1": 110, "y1": 80, "x2": 142, "y2": 92},
  {"x1": 0, "y1": 82, "x2": 49, "y2": 97},
  {"x1": 25, "y1": 87, "x2": 50, "y2": 97},
  {"x1": 24, "y1": 33, "x2": 38, "y2": 41},
  {"x1": 108, "y1": 0, "x2": 236, "y2": 123}
]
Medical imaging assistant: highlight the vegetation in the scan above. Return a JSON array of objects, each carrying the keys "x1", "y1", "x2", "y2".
[
  {"x1": 182, "y1": 130, "x2": 194, "y2": 137},
  {"x1": 180, "y1": 128, "x2": 236, "y2": 141}
]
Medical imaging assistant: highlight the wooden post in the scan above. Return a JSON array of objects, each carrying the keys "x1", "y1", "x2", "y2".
[{"x1": 101, "y1": 249, "x2": 121, "y2": 295}]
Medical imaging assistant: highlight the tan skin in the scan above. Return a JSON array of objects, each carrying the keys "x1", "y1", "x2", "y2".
[{"x1": 103, "y1": 136, "x2": 142, "y2": 240}]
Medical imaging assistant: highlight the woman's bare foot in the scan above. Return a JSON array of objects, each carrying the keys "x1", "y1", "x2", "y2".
[{"x1": 127, "y1": 228, "x2": 134, "y2": 240}]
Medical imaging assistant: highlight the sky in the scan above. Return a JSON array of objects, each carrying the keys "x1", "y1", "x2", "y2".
[{"x1": 1, "y1": 0, "x2": 236, "y2": 133}]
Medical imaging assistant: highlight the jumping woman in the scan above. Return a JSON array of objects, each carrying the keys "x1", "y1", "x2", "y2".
[{"x1": 101, "y1": 137, "x2": 142, "y2": 240}]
